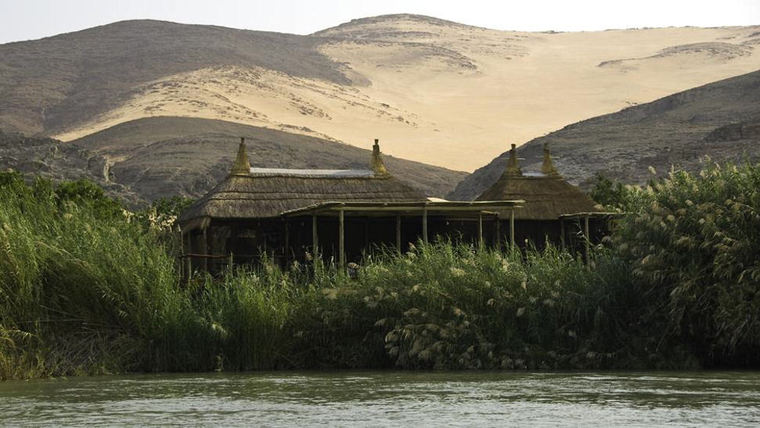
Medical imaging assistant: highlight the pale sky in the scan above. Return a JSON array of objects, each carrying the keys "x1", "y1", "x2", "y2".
[{"x1": 0, "y1": 0, "x2": 758, "y2": 44}]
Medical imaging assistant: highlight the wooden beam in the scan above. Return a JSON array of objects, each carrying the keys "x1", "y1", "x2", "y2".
[
  {"x1": 284, "y1": 219, "x2": 289, "y2": 265},
  {"x1": 364, "y1": 218, "x2": 369, "y2": 248},
  {"x1": 338, "y1": 209, "x2": 345, "y2": 268},
  {"x1": 312, "y1": 214, "x2": 318, "y2": 256},
  {"x1": 281, "y1": 201, "x2": 524, "y2": 217},
  {"x1": 509, "y1": 209, "x2": 515, "y2": 250},
  {"x1": 202, "y1": 227, "x2": 209, "y2": 272},
  {"x1": 395, "y1": 215, "x2": 401, "y2": 253},
  {"x1": 422, "y1": 206, "x2": 428, "y2": 244},
  {"x1": 560, "y1": 218, "x2": 566, "y2": 251},
  {"x1": 495, "y1": 219, "x2": 501, "y2": 251}
]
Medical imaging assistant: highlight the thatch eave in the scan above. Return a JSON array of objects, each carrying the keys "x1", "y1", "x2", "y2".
[
  {"x1": 178, "y1": 170, "x2": 426, "y2": 224},
  {"x1": 476, "y1": 174, "x2": 602, "y2": 221}
]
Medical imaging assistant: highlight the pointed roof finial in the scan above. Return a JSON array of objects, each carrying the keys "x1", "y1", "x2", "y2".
[
  {"x1": 541, "y1": 142, "x2": 560, "y2": 176},
  {"x1": 370, "y1": 138, "x2": 389, "y2": 176},
  {"x1": 230, "y1": 137, "x2": 251, "y2": 176},
  {"x1": 506, "y1": 143, "x2": 522, "y2": 176}
]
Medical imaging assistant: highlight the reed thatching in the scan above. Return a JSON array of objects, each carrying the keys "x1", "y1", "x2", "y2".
[
  {"x1": 476, "y1": 143, "x2": 601, "y2": 220},
  {"x1": 179, "y1": 138, "x2": 424, "y2": 222}
]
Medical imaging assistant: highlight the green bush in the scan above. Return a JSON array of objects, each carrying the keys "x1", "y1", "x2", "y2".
[
  {"x1": 278, "y1": 243, "x2": 637, "y2": 370},
  {"x1": 613, "y1": 162, "x2": 760, "y2": 366},
  {"x1": 0, "y1": 175, "x2": 187, "y2": 378}
]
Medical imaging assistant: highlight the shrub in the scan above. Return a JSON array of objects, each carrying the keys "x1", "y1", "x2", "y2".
[
  {"x1": 613, "y1": 161, "x2": 760, "y2": 366},
  {"x1": 0, "y1": 176, "x2": 187, "y2": 377}
]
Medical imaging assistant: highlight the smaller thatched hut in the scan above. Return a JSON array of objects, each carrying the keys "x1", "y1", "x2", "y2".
[{"x1": 476, "y1": 143, "x2": 614, "y2": 251}]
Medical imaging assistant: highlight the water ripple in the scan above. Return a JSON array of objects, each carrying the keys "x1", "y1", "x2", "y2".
[{"x1": 1, "y1": 371, "x2": 759, "y2": 426}]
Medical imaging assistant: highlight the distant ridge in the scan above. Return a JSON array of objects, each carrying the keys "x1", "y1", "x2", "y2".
[{"x1": 312, "y1": 14, "x2": 480, "y2": 37}]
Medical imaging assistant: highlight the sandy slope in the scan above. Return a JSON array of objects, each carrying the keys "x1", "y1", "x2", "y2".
[{"x1": 51, "y1": 16, "x2": 760, "y2": 171}]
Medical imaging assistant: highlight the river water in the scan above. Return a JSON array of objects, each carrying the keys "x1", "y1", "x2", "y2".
[{"x1": 1, "y1": 371, "x2": 759, "y2": 426}]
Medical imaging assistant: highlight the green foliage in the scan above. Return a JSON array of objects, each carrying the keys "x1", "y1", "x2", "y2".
[
  {"x1": 55, "y1": 179, "x2": 125, "y2": 219},
  {"x1": 613, "y1": 161, "x2": 760, "y2": 366},
  {"x1": 0, "y1": 170, "x2": 25, "y2": 190},
  {"x1": 150, "y1": 196, "x2": 195, "y2": 219},
  {"x1": 589, "y1": 173, "x2": 645, "y2": 212},
  {"x1": 195, "y1": 243, "x2": 637, "y2": 371},
  {"x1": 0, "y1": 177, "x2": 185, "y2": 378},
  {"x1": 4, "y1": 163, "x2": 760, "y2": 379}
]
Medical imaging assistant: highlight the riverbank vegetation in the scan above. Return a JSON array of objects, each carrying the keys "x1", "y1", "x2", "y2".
[{"x1": 2, "y1": 161, "x2": 759, "y2": 379}]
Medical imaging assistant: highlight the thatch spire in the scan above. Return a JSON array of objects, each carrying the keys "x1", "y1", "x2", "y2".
[
  {"x1": 541, "y1": 143, "x2": 560, "y2": 176},
  {"x1": 506, "y1": 144, "x2": 522, "y2": 176},
  {"x1": 230, "y1": 137, "x2": 251, "y2": 176},
  {"x1": 370, "y1": 138, "x2": 389, "y2": 176}
]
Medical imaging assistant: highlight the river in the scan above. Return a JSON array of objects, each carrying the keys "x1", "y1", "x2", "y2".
[{"x1": 1, "y1": 371, "x2": 759, "y2": 426}]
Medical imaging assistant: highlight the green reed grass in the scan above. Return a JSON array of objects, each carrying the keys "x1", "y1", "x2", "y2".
[
  {"x1": 612, "y1": 161, "x2": 760, "y2": 367},
  {"x1": 5, "y1": 161, "x2": 760, "y2": 379}
]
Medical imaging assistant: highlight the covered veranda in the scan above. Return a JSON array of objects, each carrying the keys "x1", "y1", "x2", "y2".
[{"x1": 280, "y1": 200, "x2": 524, "y2": 267}]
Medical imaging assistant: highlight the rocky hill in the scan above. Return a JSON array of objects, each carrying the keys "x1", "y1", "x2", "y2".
[
  {"x1": 2, "y1": 117, "x2": 466, "y2": 204},
  {"x1": 448, "y1": 69, "x2": 760, "y2": 200},
  {"x1": 0, "y1": 129, "x2": 143, "y2": 205},
  {"x1": 0, "y1": 20, "x2": 347, "y2": 136}
]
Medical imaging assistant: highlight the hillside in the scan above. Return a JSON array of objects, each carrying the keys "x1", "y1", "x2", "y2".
[
  {"x1": 0, "y1": 129, "x2": 143, "y2": 205},
  {"x1": 66, "y1": 116, "x2": 467, "y2": 202},
  {"x1": 0, "y1": 20, "x2": 347, "y2": 136},
  {"x1": 449, "y1": 69, "x2": 760, "y2": 200},
  {"x1": 2, "y1": 16, "x2": 760, "y2": 172}
]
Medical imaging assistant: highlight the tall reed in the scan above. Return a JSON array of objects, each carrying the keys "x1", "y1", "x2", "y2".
[
  {"x1": 8, "y1": 161, "x2": 760, "y2": 378},
  {"x1": 612, "y1": 161, "x2": 760, "y2": 366}
]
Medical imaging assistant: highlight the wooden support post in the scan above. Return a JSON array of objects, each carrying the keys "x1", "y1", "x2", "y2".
[
  {"x1": 284, "y1": 219, "x2": 289, "y2": 265},
  {"x1": 364, "y1": 218, "x2": 369, "y2": 256},
  {"x1": 395, "y1": 215, "x2": 401, "y2": 253},
  {"x1": 560, "y1": 218, "x2": 566, "y2": 251},
  {"x1": 478, "y1": 213, "x2": 484, "y2": 249},
  {"x1": 202, "y1": 227, "x2": 209, "y2": 272},
  {"x1": 509, "y1": 209, "x2": 515, "y2": 250},
  {"x1": 422, "y1": 206, "x2": 428, "y2": 244},
  {"x1": 338, "y1": 209, "x2": 345, "y2": 268},
  {"x1": 312, "y1": 215, "x2": 319, "y2": 256},
  {"x1": 495, "y1": 219, "x2": 501, "y2": 251},
  {"x1": 584, "y1": 215, "x2": 591, "y2": 266}
]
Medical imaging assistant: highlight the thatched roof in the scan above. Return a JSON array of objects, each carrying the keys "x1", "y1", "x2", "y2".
[
  {"x1": 476, "y1": 143, "x2": 601, "y2": 220},
  {"x1": 179, "y1": 138, "x2": 425, "y2": 222}
]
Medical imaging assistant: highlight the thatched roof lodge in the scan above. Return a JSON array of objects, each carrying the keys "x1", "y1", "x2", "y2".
[
  {"x1": 476, "y1": 143, "x2": 615, "y2": 251},
  {"x1": 180, "y1": 140, "x2": 424, "y2": 224},
  {"x1": 179, "y1": 138, "x2": 522, "y2": 273}
]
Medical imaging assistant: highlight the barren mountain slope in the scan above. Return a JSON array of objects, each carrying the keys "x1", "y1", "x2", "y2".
[
  {"x1": 448, "y1": 69, "x2": 760, "y2": 200},
  {"x1": 2, "y1": 15, "x2": 760, "y2": 172},
  {"x1": 0, "y1": 129, "x2": 143, "y2": 205},
  {"x1": 0, "y1": 20, "x2": 347, "y2": 135},
  {"x1": 68, "y1": 116, "x2": 467, "y2": 201}
]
